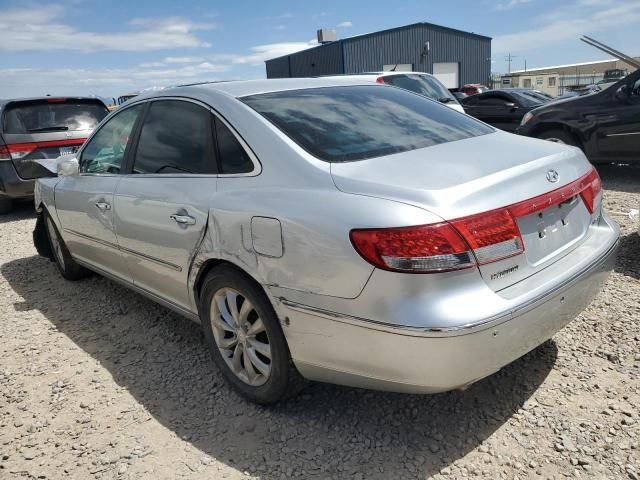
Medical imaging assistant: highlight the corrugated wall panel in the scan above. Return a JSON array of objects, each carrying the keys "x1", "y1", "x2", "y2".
[
  {"x1": 288, "y1": 42, "x2": 344, "y2": 77},
  {"x1": 342, "y1": 25, "x2": 490, "y2": 86},
  {"x1": 265, "y1": 24, "x2": 491, "y2": 85},
  {"x1": 265, "y1": 57, "x2": 290, "y2": 78}
]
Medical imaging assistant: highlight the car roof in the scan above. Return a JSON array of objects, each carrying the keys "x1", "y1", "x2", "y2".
[{"x1": 135, "y1": 77, "x2": 380, "y2": 101}]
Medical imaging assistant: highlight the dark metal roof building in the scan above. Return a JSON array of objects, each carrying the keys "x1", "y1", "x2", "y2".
[{"x1": 265, "y1": 22, "x2": 491, "y2": 88}]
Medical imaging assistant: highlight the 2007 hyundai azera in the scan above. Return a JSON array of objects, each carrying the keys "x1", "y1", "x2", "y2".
[{"x1": 33, "y1": 78, "x2": 619, "y2": 404}]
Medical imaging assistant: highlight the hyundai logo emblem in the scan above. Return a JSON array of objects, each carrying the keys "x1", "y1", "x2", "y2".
[{"x1": 546, "y1": 169, "x2": 559, "y2": 183}]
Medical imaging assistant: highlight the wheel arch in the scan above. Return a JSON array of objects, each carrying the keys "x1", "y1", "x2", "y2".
[{"x1": 530, "y1": 122, "x2": 585, "y2": 150}]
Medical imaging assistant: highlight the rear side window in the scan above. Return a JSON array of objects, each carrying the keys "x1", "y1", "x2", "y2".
[
  {"x1": 242, "y1": 85, "x2": 493, "y2": 162},
  {"x1": 214, "y1": 118, "x2": 253, "y2": 174},
  {"x1": 2, "y1": 99, "x2": 108, "y2": 134},
  {"x1": 133, "y1": 100, "x2": 216, "y2": 174}
]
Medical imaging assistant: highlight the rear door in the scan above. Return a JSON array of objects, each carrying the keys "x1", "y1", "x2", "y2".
[
  {"x1": 113, "y1": 99, "x2": 218, "y2": 310},
  {"x1": 0, "y1": 98, "x2": 108, "y2": 180},
  {"x1": 55, "y1": 104, "x2": 143, "y2": 279},
  {"x1": 595, "y1": 72, "x2": 640, "y2": 160}
]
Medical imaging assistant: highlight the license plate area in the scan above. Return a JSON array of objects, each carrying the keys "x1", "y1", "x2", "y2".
[
  {"x1": 59, "y1": 146, "x2": 79, "y2": 156},
  {"x1": 517, "y1": 196, "x2": 591, "y2": 266}
]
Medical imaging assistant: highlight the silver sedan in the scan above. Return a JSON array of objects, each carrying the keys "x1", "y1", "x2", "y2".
[{"x1": 33, "y1": 78, "x2": 619, "y2": 404}]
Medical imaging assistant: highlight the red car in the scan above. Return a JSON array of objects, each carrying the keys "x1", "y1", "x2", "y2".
[{"x1": 459, "y1": 84, "x2": 490, "y2": 96}]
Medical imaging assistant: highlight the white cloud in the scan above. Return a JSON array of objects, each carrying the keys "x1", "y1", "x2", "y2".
[
  {"x1": 495, "y1": 0, "x2": 532, "y2": 10},
  {"x1": 493, "y1": 0, "x2": 640, "y2": 54},
  {"x1": 0, "y1": 61, "x2": 232, "y2": 98},
  {"x1": 162, "y1": 56, "x2": 205, "y2": 64},
  {"x1": 232, "y1": 40, "x2": 318, "y2": 66},
  {"x1": 0, "y1": 5, "x2": 213, "y2": 52},
  {"x1": 337, "y1": 21, "x2": 353, "y2": 28}
]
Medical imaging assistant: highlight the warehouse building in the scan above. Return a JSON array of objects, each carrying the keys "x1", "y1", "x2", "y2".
[{"x1": 265, "y1": 22, "x2": 492, "y2": 89}]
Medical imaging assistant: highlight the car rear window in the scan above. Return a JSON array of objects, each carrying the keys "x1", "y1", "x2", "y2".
[
  {"x1": 384, "y1": 74, "x2": 457, "y2": 103},
  {"x1": 242, "y1": 85, "x2": 493, "y2": 162},
  {"x1": 2, "y1": 99, "x2": 108, "y2": 134}
]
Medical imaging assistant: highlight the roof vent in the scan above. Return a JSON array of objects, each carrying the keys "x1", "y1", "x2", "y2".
[{"x1": 317, "y1": 28, "x2": 337, "y2": 44}]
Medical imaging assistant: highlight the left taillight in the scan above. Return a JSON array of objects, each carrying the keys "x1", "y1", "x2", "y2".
[
  {"x1": 350, "y1": 208, "x2": 524, "y2": 274},
  {"x1": 375, "y1": 76, "x2": 387, "y2": 84}
]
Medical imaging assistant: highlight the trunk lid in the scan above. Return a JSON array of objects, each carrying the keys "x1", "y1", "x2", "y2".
[{"x1": 331, "y1": 131, "x2": 598, "y2": 289}]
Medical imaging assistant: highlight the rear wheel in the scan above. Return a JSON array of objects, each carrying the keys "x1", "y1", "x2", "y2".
[
  {"x1": 44, "y1": 212, "x2": 90, "y2": 281},
  {"x1": 0, "y1": 197, "x2": 13, "y2": 215},
  {"x1": 538, "y1": 129, "x2": 579, "y2": 148},
  {"x1": 200, "y1": 265, "x2": 305, "y2": 404}
]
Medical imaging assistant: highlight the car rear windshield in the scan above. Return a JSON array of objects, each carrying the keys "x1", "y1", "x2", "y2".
[
  {"x1": 2, "y1": 99, "x2": 108, "y2": 134},
  {"x1": 242, "y1": 85, "x2": 493, "y2": 162},
  {"x1": 384, "y1": 74, "x2": 457, "y2": 103}
]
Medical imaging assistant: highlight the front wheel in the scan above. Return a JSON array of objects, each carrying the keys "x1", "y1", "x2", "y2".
[
  {"x1": 200, "y1": 266, "x2": 305, "y2": 404},
  {"x1": 537, "y1": 129, "x2": 579, "y2": 148},
  {"x1": 0, "y1": 197, "x2": 13, "y2": 215},
  {"x1": 44, "y1": 212, "x2": 90, "y2": 281}
]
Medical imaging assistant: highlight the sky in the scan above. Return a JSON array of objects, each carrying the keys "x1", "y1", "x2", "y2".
[{"x1": 0, "y1": 0, "x2": 638, "y2": 100}]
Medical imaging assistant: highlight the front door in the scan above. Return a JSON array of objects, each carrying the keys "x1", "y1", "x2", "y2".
[
  {"x1": 55, "y1": 104, "x2": 143, "y2": 279},
  {"x1": 114, "y1": 99, "x2": 217, "y2": 310}
]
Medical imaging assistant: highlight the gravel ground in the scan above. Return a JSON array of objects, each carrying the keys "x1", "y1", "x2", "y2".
[{"x1": 0, "y1": 165, "x2": 639, "y2": 480}]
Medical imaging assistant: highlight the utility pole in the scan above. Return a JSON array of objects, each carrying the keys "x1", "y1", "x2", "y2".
[
  {"x1": 505, "y1": 53, "x2": 518, "y2": 74},
  {"x1": 524, "y1": 59, "x2": 527, "y2": 72}
]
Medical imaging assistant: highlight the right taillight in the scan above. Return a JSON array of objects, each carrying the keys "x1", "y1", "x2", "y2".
[
  {"x1": 375, "y1": 76, "x2": 387, "y2": 84},
  {"x1": 0, "y1": 144, "x2": 10, "y2": 161},
  {"x1": 579, "y1": 168, "x2": 601, "y2": 214}
]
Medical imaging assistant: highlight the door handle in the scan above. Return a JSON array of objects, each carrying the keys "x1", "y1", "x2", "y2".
[
  {"x1": 170, "y1": 214, "x2": 196, "y2": 225},
  {"x1": 95, "y1": 201, "x2": 111, "y2": 211}
]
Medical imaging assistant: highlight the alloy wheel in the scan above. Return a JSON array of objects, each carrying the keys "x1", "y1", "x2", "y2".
[{"x1": 210, "y1": 288, "x2": 272, "y2": 386}]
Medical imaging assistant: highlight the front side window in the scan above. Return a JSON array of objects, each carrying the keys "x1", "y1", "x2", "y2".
[
  {"x1": 242, "y1": 86, "x2": 493, "y2": 162},
  {"x1": 80, "y1": 104, "x2": 142, "y2": 174},
  {"x1": 477, "y1": 95, "x2": 509, "y2": 106},
  {"x1": 133, "y1": 100, "x2": 216, "y2": 174}
]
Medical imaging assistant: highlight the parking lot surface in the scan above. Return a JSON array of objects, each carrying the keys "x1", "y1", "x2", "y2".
[{"x1": 1, "y1": 165, "x2": 639, "y2": 480}]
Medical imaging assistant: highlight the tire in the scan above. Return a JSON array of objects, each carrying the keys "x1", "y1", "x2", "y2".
[
  {"x1": 200, "y1": 265, "x2": 305, "y2": 404},
  {"x1": 538, "y1": 129, "x2": 579, "y2": 148},
  {"x1": 0, "y1": 197, "x2": 13, "y2": 215},
  {"x1": 44, "y1": 211, "x2": 90, "y2": 281}
]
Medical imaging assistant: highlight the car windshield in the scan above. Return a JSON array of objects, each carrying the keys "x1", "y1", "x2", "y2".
[
  {"x1": 384, "y1": 74, "x2": 457, "y2": 103},
  {"x1": 242, "y1": 85, "x2": 493, "y2": 162},
  {"x1": 2, "y1": 99, "x2": 108, "y2": 134}
]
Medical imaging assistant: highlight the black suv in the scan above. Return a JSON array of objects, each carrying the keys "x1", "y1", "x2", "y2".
[
  {"x1": 518, "y1": 69, "x2": 640, "y2": 163},
  {"x1": 0, "y1": 97, "x2": 109, "y2": 213}
]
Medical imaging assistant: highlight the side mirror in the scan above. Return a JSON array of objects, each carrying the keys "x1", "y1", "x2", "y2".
[
  {"x1": 615, "y1": 85, "x2": 631, "y2": 103},
  {"x1": 57, "y1": 156, "x2": 79, "y2": 177},
  {"x1": 505, "y1": 102, "x2": 518, "y2": 110}
]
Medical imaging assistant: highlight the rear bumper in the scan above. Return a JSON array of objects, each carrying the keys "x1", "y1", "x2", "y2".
[
  {"x1": 0, "y1": 161, "x2": 34, "y2": 199},
  {"x1": 280, "y1": 214, "x2": 619, "y2": 393}
]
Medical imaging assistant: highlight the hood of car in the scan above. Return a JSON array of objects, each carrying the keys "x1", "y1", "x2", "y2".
[{"x1": 330, "y1": 130, "x2": 592, "y2": 220}]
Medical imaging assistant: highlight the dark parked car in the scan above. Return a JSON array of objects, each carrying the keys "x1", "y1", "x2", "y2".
[
  {"x1": 0, "y1": 96, "x2": 108, "y2": 213},
  {"x1": 518, "y1": 68, "x2": 640, "y2": 163},
  {"x1": 460, "y1": 89, "x2": 550, "y2": 132}
]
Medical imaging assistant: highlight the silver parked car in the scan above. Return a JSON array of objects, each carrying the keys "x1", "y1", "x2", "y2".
[{"x1": 33, "y1": 78, "x2": 619, "y2": 404}]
